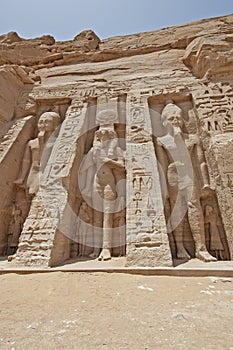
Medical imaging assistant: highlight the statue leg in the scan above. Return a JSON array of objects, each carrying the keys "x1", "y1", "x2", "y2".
[
  {"x1": 188, "y1": 198, "x2": 216, "y2": 262},
  {"x1": 98, "y1": 185, "x2": 115, "y2": 261},
  {"x1": 89, "y1": 209, "x2": 102, "y2": 258},
  {"x1": 169, "y1": 190, "x2": 190, "y2": 260},
  {"x1": 173, "y1": 222, "x2": 190, "y2": 260},
  {"x1": 98, "y1": 212, "x2": 113, "y2": 261},
  {"x1": 90, "y1": 190, "x2": 103, "y2": 258}
]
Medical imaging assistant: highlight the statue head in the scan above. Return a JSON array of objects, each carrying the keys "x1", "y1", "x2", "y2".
[
  {"x1": 96, "y1": 126, "x2": 116, "y2": 142},
  {"x1": 38, "y1": 112, "x2": 61, "y2": 133},
  {"x1": 161, "y1": 101, "x2": 183, "y2": 129}
]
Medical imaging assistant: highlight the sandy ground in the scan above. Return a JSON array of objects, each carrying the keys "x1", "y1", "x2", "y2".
[{"x1": 0, "y1": 272, "x2": 233, "y2": 350}]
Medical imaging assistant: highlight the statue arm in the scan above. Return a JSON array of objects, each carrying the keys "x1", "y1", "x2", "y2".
[
  {"x1": 15, "y1": 143, "x2": 31, "y2": 185},
  {"x1": 196, "y1": 142, "x2": 210, "y2": 187},
  {"x1": 155, "y1": 141, "x2": 169, "y2": 200},
  {"x1": 104, "y1": 158, "x2": 124, "y2": 169},
  {"x1": 108, "y1": 138, "x2": 118, "y2": 156},
  {"x1": 92, "y1": 135, "x2": 101, "y2": 162}
]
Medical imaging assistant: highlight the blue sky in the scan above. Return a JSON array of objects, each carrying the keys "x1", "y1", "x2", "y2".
[{"x1": 1, "y1": 0, "x2": 233, "y2": 41}]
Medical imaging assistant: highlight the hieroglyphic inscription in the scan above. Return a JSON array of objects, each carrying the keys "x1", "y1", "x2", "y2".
[
  {"x1": 193, "y1": 83, "x2": 233, "y2": 136},
  {"x1": 126, "y1": 94, "x2": 169, "y2": 243}
]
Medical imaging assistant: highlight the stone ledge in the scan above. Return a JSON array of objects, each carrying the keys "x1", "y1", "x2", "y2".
[{"x1": 0, "y1": 266, "x2": 233, "y2": 278}]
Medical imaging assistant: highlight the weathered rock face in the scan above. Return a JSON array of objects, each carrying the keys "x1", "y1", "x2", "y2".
[{"x1": 0, "y1": 15, "x2": 233, "y2": 267}]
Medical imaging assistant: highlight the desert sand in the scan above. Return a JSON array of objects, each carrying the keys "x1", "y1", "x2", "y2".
[{"x1": 0, "y1": 272, "x2": 233, "y2": 350}]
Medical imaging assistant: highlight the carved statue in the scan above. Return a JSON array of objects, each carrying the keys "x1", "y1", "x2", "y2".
[
  {"x1": 204, "y1": 204, "x2": 224, "y2": 260},
  {"x1": 156, "y1": 101, "x2": 216, "y2": 262},
  {"x1": 80, "y1": 110, "x2": 125, "y2": 261},
  {"x1": 14, "y1": 111, "x2": 61, "y2": 195}
]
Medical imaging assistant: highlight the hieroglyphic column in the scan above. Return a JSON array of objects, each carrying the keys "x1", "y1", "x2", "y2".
[
  {"x1": 13, "y1": 100, "x2": 88, "y2": 266},
  {"x1": 192, "y1": 84, "x2": 233, "y2": 259},
  {"x1": 126, "y1": 94, "x2": 172, "y2": 267}
]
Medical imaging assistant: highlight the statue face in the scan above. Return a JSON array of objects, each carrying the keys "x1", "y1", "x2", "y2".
[
  {"x1": 166, "y1": 110, "x2": 183, "y2": 128},
  {"x1": 38, "y1": 116, "x2": 55, "y2": 132},
  {"x1": 97, "y1": 128, "x2": 115, "y2": 142},
  {"x1": 99, "y1": 130, "x2": 109, "y2": 139}
]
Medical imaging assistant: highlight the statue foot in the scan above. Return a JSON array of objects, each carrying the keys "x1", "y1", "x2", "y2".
[
  {"x1": 177, "y1": 247, "x2": 191, "y2": 260},
  {"x1": 196, "y1": 250, "x2": 217, "y2": 262},
  {"x1": 89, "y1": 248, "x2": 99, "y2": 259},
  {"x1": 98, "y1": 248, "x2": 111, "y2": 261}
]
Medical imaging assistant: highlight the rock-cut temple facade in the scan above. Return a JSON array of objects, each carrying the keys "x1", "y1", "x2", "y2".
[{"x1": 0, "y1": 14, "x2": 233, "y2": 267}]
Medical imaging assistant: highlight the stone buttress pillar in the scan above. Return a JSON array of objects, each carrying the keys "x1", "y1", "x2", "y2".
[
  {"x1": 125, "y1": 94, "x2": 172, "y2": 267},
  {"x1": 13, "y1": 100, "x2": 88, "y2": 266}
]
